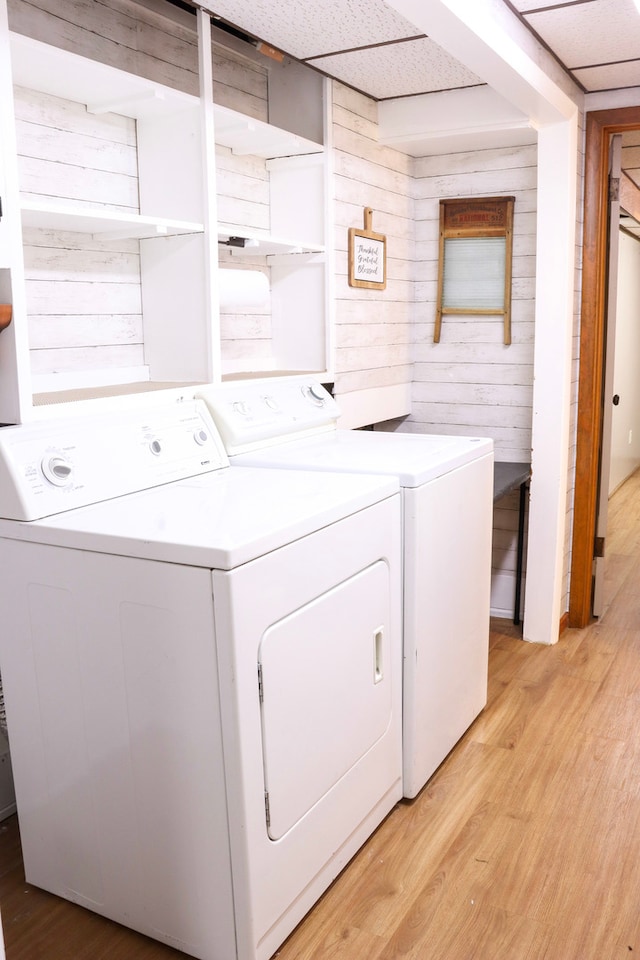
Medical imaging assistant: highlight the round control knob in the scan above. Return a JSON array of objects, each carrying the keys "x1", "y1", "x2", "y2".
[
  {"x1": 193, "y1": 428, "x2": 209, "y2": 445},
  {"x1": 263, "y1": 396, "x2": 279, "y2": 411},
  {"x1": 149, "y1": 439, "x2": 162, "y2": 456},
  {"x1": 302, "y1": 383, "x2": 327, "y2": 406},
  {"x1": 41, "y1": 454, "x2": 73, "y2": 487},
  {"x1": 232, "y1": 400, "x2": 251, "y2": 417}
]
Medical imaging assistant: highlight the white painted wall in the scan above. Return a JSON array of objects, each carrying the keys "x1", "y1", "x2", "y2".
[
  {"x1": 524, "y1": 117, "x2": 579, "y2": 646},
  {"x1": 609, "y1": 229, "x2": 640, "y2": 494}
]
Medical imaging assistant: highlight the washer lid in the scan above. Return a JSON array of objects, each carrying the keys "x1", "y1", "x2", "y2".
[
  {"x1": 232, "y1": 429, "x2": 493, "y2": 487},
  {"x1": 0, "y1": 466, "x2": 399, "y2": 569}
]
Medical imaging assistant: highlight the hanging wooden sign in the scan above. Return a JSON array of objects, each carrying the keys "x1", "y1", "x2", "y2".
[{"x1": 348, "y1": 207, "x2": 387, "y2": 289}]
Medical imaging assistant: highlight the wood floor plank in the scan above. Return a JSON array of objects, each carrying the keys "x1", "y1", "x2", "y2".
[
  {"x1": 374, "y1": 804, "x2": 538, "y2": 959},
  {"x1": 391, "y1": 898, "x2": 545, "y2": 960},
  {"x1": 596, "y1": 629, "x2": 640, "y2": 697}
]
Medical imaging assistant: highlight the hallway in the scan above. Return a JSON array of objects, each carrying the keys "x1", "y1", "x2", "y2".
[{"x1": 2, "y1": 471, "x2": 640, "y2": 958}]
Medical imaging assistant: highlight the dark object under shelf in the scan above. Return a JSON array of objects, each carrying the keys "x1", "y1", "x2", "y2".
[{"x1": 493, "y1": 461, "x2": 531, "y2": 626}]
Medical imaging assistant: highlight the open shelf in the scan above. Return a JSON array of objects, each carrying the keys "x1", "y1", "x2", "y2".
[
  {"x1": 9, "y1": 32, "x2": 198, "y2": 121},
  {"x1": 218, "y1": 223, "x2": 324, "y2": 257},
  {"x1": 213, "y1": 103, "x2": 322, "y2": 159},
  {"x1": 20, "y1": 199, "x2": 204, "y2": 239}
]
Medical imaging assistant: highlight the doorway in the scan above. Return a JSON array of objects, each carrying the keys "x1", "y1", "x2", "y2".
[{"x1": 569, "y1": 106, "x2": 640, "y2": 627}]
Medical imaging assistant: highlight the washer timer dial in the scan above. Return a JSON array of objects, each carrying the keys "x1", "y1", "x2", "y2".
[
  {"x1": 41, "y1": 453, "x2": 73, "y2": 487},
  {"x1": 302, "y1": 383, "x2": 327, "y2": 406}
]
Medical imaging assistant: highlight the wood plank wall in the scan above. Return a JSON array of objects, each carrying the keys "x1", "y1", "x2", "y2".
[
  {"x1": 406, "y1": 142, "x2": 537, "y2": 618},
  {"x1": 411, "y1": 143, "x2": 537, "y2": 455},
  {"x1": 331, "y1": 83, "x2": 414, "y2": 397},
  {"x1": 362, "y1": 140, "x2": 536, "y2": 617},
  {"x1": 8, "y1": 0, "x2": 200, "y2": 94},
  {"x1": 16, "y1": 82, "x2": 144, "y2": 377}
]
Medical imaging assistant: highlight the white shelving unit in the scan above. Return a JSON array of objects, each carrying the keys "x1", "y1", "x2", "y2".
[
  {"x1": 0, "y1": 2, "x2": 333, "y2": 422},
  {"x1": 213, "y1": 79, "x2": 332, "y2": 381}
]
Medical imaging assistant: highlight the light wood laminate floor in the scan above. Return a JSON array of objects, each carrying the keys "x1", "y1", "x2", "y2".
[{"x1": 2, "y1": 470, "x2": 640, "y2": 959}]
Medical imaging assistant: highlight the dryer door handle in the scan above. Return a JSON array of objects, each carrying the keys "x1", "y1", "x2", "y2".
[{"x1": 373, "y1": 627, "x2": 384, "y2": 684}]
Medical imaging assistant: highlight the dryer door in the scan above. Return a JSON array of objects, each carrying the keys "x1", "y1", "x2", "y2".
[
  {"x1": 259, "y1": 560, "x2": 391, "y2": 840},
  {"x1": 211, "y1": 494, "x2": 402, "y2": 960}
]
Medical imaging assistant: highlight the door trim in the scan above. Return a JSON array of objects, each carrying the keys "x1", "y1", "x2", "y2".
[{"x1": 569, "y1": 106, "x2": 640, "y2": 627}]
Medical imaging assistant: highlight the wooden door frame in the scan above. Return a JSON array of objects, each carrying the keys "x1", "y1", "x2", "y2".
[{"x1": 569, "y1": 106, "x2": 640, "y2": 627}]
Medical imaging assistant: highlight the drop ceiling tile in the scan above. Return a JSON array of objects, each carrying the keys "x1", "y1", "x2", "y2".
[
  {"x1": 204, "y1": 0, "x2": 422, "y2": 60},
  {"x1": 508, "y1": 0, "x2": 587, "y2": 9},
  {"x1": 573, "y1": 60, "x2": 640, "y2": 92},
  {"x1": 525, "y1": 0, "x2": 640, "y2": 69},
  {"x1": 308, "y1": 37, "x2": 482, "y2": 100}
]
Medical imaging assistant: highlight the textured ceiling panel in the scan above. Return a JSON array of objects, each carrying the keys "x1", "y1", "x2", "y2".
[
  {"x1": 204, "y1": 0, "x2": 422, "y2": 59},
  {"x1": 524, "y1": 0, "x2": 640, "y2": 68},
  {"x1": 308, "y1": 37, "x2": 482, "y2": 100},
  {"x1": 198, "y1": 0, "x2": 640, "y2": 213},
  {"x1": 573, "y1": 61, "x2": 640, "y2": 92},
  {"x1": 199, "y1": 0, "x2": 640, "y2": 103},
  {"x1": 508, "y1": 0, "x2": 587, "y2": 9}
]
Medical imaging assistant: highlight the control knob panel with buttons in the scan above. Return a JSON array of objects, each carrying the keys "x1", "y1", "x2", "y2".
[{"x1": 0, "y1": 401, "x2": 228, "y2": 521}]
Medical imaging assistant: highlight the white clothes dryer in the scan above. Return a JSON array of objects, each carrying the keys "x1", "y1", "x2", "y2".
[
  {"x1": 197, "y1": 378, "x2": 494, "y2": 799},
  {"x1": 0, "y1": 400, "x2": 402, "y2": 960}
]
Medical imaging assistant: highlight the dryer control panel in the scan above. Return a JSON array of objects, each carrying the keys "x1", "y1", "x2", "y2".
[
  {"x1": 197, "y1": 376, "x2": 340, "y2": 454},
  {"x1": 0, "y1": 400, "x2": 228, "y2": 520}
]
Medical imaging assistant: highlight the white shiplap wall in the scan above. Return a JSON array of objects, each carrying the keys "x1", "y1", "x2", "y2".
[
  {"x1": 327, "y1": 89, "x2": 540, "y2": 616},
  {"x1": 396, "y1": 142, "x2": 537, "y2": 618},
  {"x1": 8, "y1": 0, "x2": 200, "y2": 94},
  {"x1": 410, "y1": 143, "x2": 537, "y2": 455},
  {"x1": 331, "y1": 83, "x2": 414, "y2": 397},
  {"x1": 15, "y1": 83, "x2": 144, "y2": 379}
]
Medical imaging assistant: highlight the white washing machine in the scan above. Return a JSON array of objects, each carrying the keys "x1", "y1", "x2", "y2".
[
  {"x1": 197, "y1": 378, "x2": 494, "y2": 799},
  {"x1": 0, "y1": 400, "x2": 403, "y2": 960}
]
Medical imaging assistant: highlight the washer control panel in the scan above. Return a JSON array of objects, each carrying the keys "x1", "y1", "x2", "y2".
[
  {"x1": 0, "y1": 400, "x2": 229, "y2": 521},
  {"x1": 197, "y1": 376, "x2": 340, "y2": 454}
]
